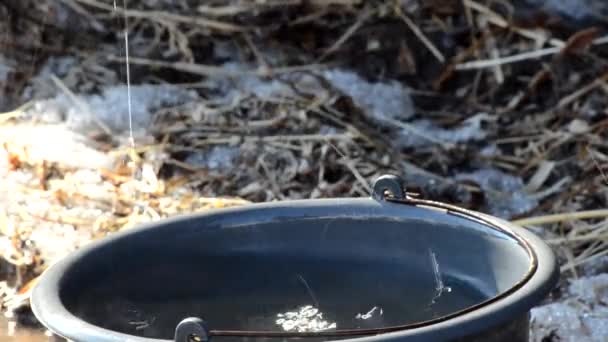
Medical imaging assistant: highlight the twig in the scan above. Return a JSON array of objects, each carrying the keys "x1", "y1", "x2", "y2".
[
  {"x1": 196, "y1": 4, "x2": 256, "y2": 17},
  {"x1": 258, "y1": 156, "x2": 285, "y2": 200},
  {"x1": 476, "y1": 13, "x2": 504, "y2": 84},
  {"x1": 525, "y1": 160, "x2": 556, "y2": 192},
  {"x1": 528, "y1": 176, "x2": 571, "y2": 202},
  {"x1": 318, "y1": 8, "x2": 373, "y2": 61},
  {"x1": 325, "y1": 138, "x2": 372, "y2": 195},
  {"x1": 561, "y1": 248, "x2": 608, "y2": 273},
  {"x1": 547, "y1": 226, "x2": 608, "y2": 244},
  {"x1": 463, "y1": 0, "x2": 564, "y2": 48},
  {"x1": 558, "y1": 71, "x2": 608, "y2": 108},
  {"x1": 31, "y1": 213, "x2": 94, "y2": 226},
  {"x1": 488, "y1": 36, "x2": 504, "y2": 84},
  {"x1": 513, "y1": 209, "x2": 608, "y2": 226},
  {"x1": 521, "y1": 133, "x2": 572, "y2": 174},
  {"x1": 107, "y1": 55, "x2": 326, "y2": 77},
  {"x1": 199, "y1": 0, "x2": 326, "y2": 17},
  {"x1": 456, "y1": 34, "x2": 608, "y2": 70},
  {"x1": 288, "y1": 9, "x2": 329, "y2": 26},
  {"x1": 242, "y1": 33, "x2": 268, "y2": 70},
  {"x1": 0, "y1": 101, "x2": 33, "y2": 124},
  {"x1": 192, "y1": 133, "x2": 354, "y2": 146},
  {"x1": 455, "y1": 46, "x2": 560, "y2": 70},
  {"x1": 396, "y1": 8, "x2": 445, "y2": 63},
  {"x1": 588, "y1": 146, "x2": 608, "y2": 185},
  {"x1": 74, "y1": 0, "x2": 245, "y2": 32}
]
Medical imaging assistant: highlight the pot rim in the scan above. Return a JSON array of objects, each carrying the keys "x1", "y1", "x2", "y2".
[{"x1": 31, "y1": 197, "x2": 559, "y2": 342}]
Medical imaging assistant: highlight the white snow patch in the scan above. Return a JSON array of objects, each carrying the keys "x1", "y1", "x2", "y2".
[
  {"x1": 322, "y1": 69, "x2": 414, "y2": 122},
  {"x1": 456, "y1": 168, "x2": 537, "y2": 219},
  {"x1": 27, "y1": 84, "x2": 198, "y2": 134},
  {"x1": 396, "y1": 114, "x2": 488, "y2": 148},
  {"x1": 531, "y1": 274, "x2": 608, "y2": 341},
  {"x1": 0, "y1": 124, "x2": 115, "y2": 171},
  {"x1": 525, "y1": 0, "x2": 608, "y2": 21},
  {"x1": 569, "y1": 274, "x2": 608, "y2": 304}
]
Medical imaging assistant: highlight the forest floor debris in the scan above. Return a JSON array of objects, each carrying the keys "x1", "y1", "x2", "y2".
[{"x1": 531, "y1": 274, "x2": 608, "y2": 341}]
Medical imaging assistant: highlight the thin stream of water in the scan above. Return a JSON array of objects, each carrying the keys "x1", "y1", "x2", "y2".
[{"x1": 121, "y1": 0, "x2": 135, "y2": 151}]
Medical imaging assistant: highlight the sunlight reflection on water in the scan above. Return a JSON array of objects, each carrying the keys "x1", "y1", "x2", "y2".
[{"x1": 275, "y1": 305, "x2": 336, "y2": 332}]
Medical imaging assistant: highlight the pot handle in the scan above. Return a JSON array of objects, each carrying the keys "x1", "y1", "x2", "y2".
[
  {"x1": 175, "y1": 317, "x2": 210, "y2": 342},
  {"x1": 372, "y1": 174, "x2": 405, "y2": 201}
]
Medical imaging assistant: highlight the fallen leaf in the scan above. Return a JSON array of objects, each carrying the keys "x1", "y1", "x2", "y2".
[{"x1": 561, "y1": 27, "x2": 599, "y2": 55}]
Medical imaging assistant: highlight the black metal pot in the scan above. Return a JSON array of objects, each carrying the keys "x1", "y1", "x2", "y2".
[{"x1": 31, "y1": 175, "x2": 558, "y2": 342}]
